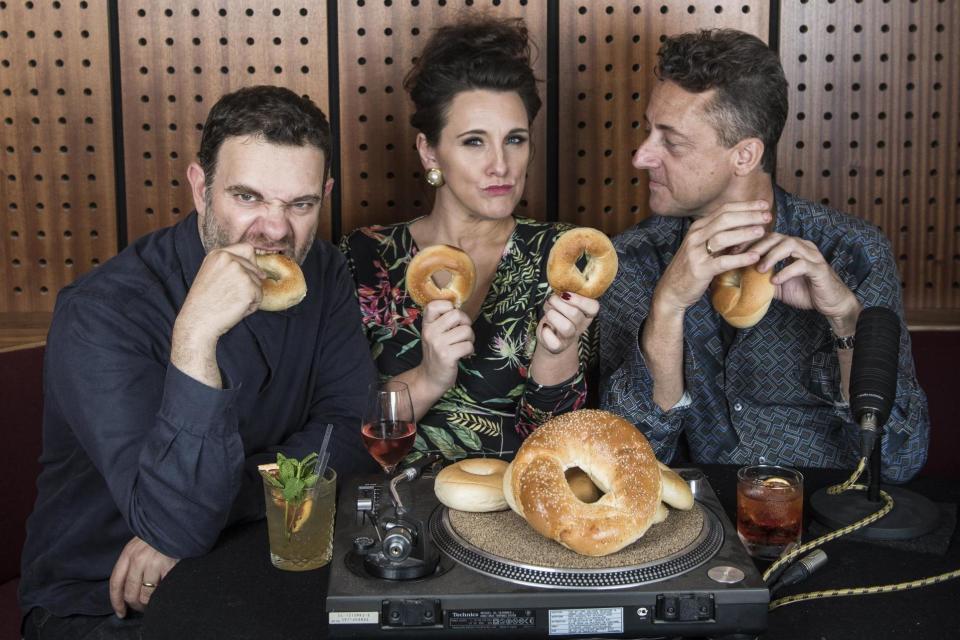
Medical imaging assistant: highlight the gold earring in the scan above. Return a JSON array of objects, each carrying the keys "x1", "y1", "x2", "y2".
[{"x1": 425, "y1": 167, "x2": 444, "y2": 187}]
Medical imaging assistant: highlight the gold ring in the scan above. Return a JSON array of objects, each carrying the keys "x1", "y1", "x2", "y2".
[
  {"x1": 705, "y1": 239, "x2": 716, "y2": 256},
  {"x1": 142, "y1": 581, "x2": 157, "y2": 588}
]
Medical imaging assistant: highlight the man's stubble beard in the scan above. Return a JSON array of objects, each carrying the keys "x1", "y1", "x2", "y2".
[{"x1": 199, "y1": 189, "x2": 316, "y2": 265}]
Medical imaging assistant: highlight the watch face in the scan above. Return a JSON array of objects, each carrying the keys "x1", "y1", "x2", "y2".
[{"x1": 834, "y1": 334, "x2": 856, "y2": 350}]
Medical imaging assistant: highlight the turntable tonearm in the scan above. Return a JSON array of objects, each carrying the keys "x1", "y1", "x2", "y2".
[{"x1": 326, "y1": 465, "x2": 768, "y2": 638}]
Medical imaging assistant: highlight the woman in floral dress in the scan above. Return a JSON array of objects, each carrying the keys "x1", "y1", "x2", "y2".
[{"x1": 340, "y1": 17, "x2": 597, "y2": 461}]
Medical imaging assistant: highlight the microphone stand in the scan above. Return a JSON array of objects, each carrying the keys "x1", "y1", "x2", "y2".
[{"x1": 810, "y1": 427, "x2": 940, "y2": 540}]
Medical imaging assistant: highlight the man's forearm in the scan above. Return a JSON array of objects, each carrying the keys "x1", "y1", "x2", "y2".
[
  {"x1": 641, "y1": 297, "x2": 687, "y2": 410},
  {"x1": 171, "y1": 321, "x2": 222, "y2": 389}
]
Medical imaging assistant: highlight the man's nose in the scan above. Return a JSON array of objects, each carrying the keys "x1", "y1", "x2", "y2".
[
  {"x1": 632, "y1": 141, "x2": 659, "y2": 170},
  {"x1": 259, "y1": 202, "x2": 290, "y2": 239}
]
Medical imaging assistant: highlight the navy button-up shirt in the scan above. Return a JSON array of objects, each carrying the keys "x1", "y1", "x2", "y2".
[
  {"x1": 20, "y1": 213, "x2": 377, "y2": 618},
  {"x1": 599, "y1": 187, "x2": 929, "y2": 483}
]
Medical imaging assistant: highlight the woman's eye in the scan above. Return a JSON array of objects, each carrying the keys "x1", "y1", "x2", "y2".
[
  {"x1": 463, "y1": 137, "x2": 483, "y2": 147},
  {"x1": 507, "y1": 135, "x2": 528, "y2": 145}
]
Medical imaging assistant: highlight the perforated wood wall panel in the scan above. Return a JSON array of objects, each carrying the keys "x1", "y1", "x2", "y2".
[
  {"x1": 118, "y1": 2, "x2": 330, "y2": 243},
  {"x1": 0, "y1": 0, "x2": 117, "y2": 313},
  {"x1": 337, "y1": 0, "x2": 547, "y2": 236},
  {"x1": 778, "y1": 0, "x2": 960, "y2": 323},
  {"x1": 558, "y1": 1, "x2": 769, "y2": 233}
]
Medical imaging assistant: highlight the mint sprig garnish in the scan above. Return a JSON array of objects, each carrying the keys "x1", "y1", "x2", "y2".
[{"x1": 262, "y1": 452, "x2": 320, "y2": 539}]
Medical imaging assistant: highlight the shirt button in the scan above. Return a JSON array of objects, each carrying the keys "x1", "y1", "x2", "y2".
[{"x1": 733, "y1": 402, "x2": 743, "y2": 412}]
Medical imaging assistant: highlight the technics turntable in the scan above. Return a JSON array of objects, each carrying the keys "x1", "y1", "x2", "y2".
[{"x1": 326, "y1": 464, "x2": 768, "y2": 639}]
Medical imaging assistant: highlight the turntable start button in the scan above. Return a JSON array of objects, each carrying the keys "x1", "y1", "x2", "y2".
[{"x1": 707, "y1": 565, "x2": 745, "y2": 584}]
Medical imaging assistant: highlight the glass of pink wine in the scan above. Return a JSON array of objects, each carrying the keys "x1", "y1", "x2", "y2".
[{"x1": 360, "y1": 381, "x2": 417, "y2": 474}]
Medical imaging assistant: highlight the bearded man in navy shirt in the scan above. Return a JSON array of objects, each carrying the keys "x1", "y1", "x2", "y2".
[{"x1": 20, "y1": 86, "x2": 377, "y2": 639}]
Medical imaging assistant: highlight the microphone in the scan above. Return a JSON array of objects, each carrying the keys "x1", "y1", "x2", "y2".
[{"x1": 849, "y1": 307, "x2": 900, "y2": 459}]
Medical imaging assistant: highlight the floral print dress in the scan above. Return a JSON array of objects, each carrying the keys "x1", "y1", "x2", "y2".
[{"x1": 339, "y1": 217, "x2": 595, "y2": 462}]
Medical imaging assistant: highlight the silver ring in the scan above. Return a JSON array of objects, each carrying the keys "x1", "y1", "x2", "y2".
[
  {"x1": 141, "y1": 581, "x2": 157, "y2": 588},
  {"x1": 705, "y1": 239, "x2": 716, "y2": 256}
]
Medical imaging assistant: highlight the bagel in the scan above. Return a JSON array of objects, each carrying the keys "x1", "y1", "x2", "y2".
[
  {"x1": 711, "y1": 265, "x2": 775, "y2": 328},
  {"x1": 657, "y1": 462, "x2": 694, "y2": 511},
  {"x1": 406, "y1": 244, "x2": 477, "y2": 308},
  {"x1": 547, "y1": 227, "x2": 619, "y2": 299},
  {"x1": 434, "y1": 458, "x2": 509, "y2": 512},
  {"x1": 506, "y1": 409, "x2": 662, "y2": 556},
  {"x1": 255, "y1": 253, "x2": 307, "y2": 312}
]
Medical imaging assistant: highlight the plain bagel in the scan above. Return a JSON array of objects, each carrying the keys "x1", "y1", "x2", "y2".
[
  {"x1": 506, "y1": 409, "x2": 662, "y2": 556},
  {"x1": 547, "y1": 227, "x2": 619, "y2": 299},
  {"x1": 406, "y1": 244, "x2": 477, "y2": 308},
  {"x1": 255, "y1": 253, "x2": 307, "y2": 312},
  {"x1": 434, "y1": 458, "x2": 509, "y2": 512},
  {"x1": 711, "y1": 265, "x2": 775, "y2": 328}
]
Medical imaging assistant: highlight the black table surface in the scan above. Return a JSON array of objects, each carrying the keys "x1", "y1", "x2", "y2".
[{"x1": 143, "y1": 465, "x2": 960, "y2": 640}]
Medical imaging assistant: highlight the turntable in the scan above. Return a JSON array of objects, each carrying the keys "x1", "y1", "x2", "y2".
[{"x1": 326, "y1": 464, "x2": 768, "y2": 638}]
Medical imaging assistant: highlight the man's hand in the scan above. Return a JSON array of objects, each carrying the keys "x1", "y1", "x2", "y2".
[
  {"x1": 171, "y1": 243, "x2": 265, "y2": 387},
  {"x1": 751, "y1": 233, "x2": 862, "y2": 335},
  {"x1": 175, "y1": 243, "x2": 266, "y2": 343},
  {"x1": 653, "y1": 201, "x2": 771, "y2": 313},
  {"x1": 109, "y1": 537, "x2": 179, "y2": 618}
]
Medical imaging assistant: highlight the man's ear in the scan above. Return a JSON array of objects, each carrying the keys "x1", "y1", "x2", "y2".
[
  {"x1": 415, "y1": 132, "x2": 438, "y2": 171},
  {"x1": 186, "y1": 162, "x2": 208, "y2": 214},
  {"x1": 324, "y1": 177, "x2": 334, "y2": 197},
  {"x1": 732, "y1": 137, "x2": 764, "y2": 176}
]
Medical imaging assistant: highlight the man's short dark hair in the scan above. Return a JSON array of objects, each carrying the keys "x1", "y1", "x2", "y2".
[
  {"x1": 656, "y1": 29, "x2": 788, "y2": 174},
  {"x1": 197, "y1": 85, "x2": 332, "y2": 186}
]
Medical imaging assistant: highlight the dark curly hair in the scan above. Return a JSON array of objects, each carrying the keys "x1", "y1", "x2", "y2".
[
  {"x1": 197, "y1": 85, "x2": 332, "y2": 186},
  {"x1": 656, "y1": 29, "x2": 787, "y2": 174},
  {"x1": 404, "y1": 17, "x2": 541, "y2": 144}
]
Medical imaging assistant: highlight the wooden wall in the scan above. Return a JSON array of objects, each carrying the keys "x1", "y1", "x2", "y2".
[{"x1": 1, "y1": 0, "x2": 958, "y2": 326}]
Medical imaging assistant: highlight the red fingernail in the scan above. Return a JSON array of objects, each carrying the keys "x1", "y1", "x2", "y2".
[{"x1": 561, "y1": 292, "x2": 571, "y2": 300}]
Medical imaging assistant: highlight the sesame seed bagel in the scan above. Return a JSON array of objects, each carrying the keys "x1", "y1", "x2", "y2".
[
  {"x1": 255, "y1": 253, "x2": 307, "y2": 312},
  {"x1": 504, "y1": 409, "x2": 662, "y2": 556}
]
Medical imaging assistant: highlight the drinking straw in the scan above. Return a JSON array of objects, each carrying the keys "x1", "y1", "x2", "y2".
[{"x1": 314, "y1": 423, "x2": 334, "y2": 478}]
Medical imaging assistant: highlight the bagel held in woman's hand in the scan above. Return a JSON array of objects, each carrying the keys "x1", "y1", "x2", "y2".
[
  {"x1": 710, "y1": 265, "x2": 775, "y2": 328},
  {"x1": 504, "y1": 409, "x2": 662, "y2": 556},
  {"x1": 255, "y1": 253, "x2": 307, "y2": 311},
  {"x1": 406, "y1": 244, "x2": 477, "y2": 308},
  {"x1": 547, "y1": 228, "x2": 618, "y2": 299}
]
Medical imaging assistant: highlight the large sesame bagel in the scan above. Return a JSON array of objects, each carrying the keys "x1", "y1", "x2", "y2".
[
  {"x1": 434, "y1": 458, "x2": 509, "y2": 512},
  {"x1": 406, "y1": 244, "x2": 477, "y2": 308},
  {"x1": 711, "y1": 265, "x2": 775, "y2": 328},
  {"x1": 255, "y1": 253, "x2": 307, "y2": 312},
  {"x1": 547, "y1": 228, "x2": 619, "y2": 299},
  {"x1": 504, "y1": 409, "x2": 662, "y2": 556}
]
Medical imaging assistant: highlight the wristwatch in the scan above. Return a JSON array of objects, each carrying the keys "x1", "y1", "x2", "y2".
[{"x1": 833, "y1": 333, "x2": 856, "y2": 350}]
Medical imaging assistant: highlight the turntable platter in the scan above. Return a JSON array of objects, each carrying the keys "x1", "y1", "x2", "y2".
[{"x1": 434, "y1": 504, "x2": 722, "y2": 589}]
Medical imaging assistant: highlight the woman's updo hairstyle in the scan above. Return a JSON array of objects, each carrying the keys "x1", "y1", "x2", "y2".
[{"x1": 404, "y1": 16, "x2": 541, "y2": 145}]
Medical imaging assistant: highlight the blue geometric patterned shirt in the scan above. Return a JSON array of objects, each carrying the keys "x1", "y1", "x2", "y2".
[{"x1": 599, "y1": 186, "x2": 929, "y2": 483}]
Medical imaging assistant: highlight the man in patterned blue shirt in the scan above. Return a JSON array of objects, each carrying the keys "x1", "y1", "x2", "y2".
[{"x1": 599, "y1": 29, "x2": 929, "y2": 482}]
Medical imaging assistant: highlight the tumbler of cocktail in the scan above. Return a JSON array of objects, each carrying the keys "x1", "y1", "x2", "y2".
[
  {"x1": 259, "y1": 453, "x2": 337, "y2": 571},
  {"x1": 736, "y1": 465, "x2": 803, "y2": 560}
]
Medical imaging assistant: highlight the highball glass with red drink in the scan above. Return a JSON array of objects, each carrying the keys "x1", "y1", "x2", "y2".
[{"x1": 736, "y1": 465, "x2": 804, "y2": 560}]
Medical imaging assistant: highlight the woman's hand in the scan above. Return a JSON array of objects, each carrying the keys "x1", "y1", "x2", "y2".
[
  {"x1": 536, "y1": 292, "x2": 598, "y2": 355},
  {"x1": 530, "y1": 292, "x2": 597, "y2": 386},
  {"x1": 418, "y1": 299, "x2": 475, "y2": 394}
]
